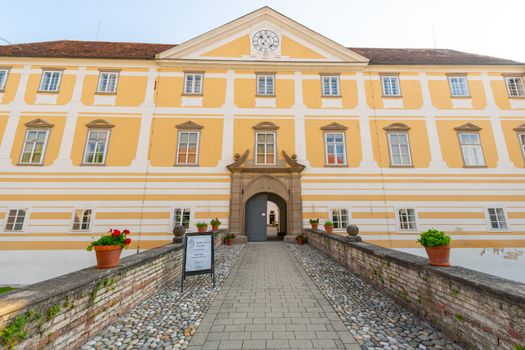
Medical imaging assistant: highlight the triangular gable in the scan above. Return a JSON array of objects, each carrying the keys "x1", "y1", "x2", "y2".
[
  {"x1": 454, "y1": 123, "x2": 481, "y2": 132},
  {"x1": 159, "y1": 7, "x2": 368, "y2": 64},
  {"x1": 25, "y1": 118, "x2": 54, "y2": 128}
]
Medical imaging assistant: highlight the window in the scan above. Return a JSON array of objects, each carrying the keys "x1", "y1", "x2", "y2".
[
  {"x1": 505, "y1": 77, "x2": 525, "y2": 97},
  {"x1": 256, "y1": 132, "x2": 275, "y2": 164},
  {"x1": 184, "y1": 73, "x2": 203, "y2": 94},
  {"x1": 0, "y1": 69, "x2": 8, "y2": 90},
  {"x1": 257, "y1": 74, "x2": 275, "y2": 96},
  {"x1": 487, "y1": 208, "x2": 508, "y2": 230},
  {"x1": 176, "y1": 131, "x2": 200, "y2": 165},
  {"x1": 325, "y1": 133, "x2": 346, "y2": 165},
  {"x1": 322, "y1": 75, "x2": 340, "y2": 96},
  {"x1": 331, "y1": 208, "x2": 349, "y2": 230},
  {"x1": 173, "y1": 208, "x2": 191, "y2": 229},
  {"x1": 19, "y1": 130, "x2": 49, "y2": 164},
  {"x1": 381, "y1": 75, "x2": 401, "y2": 96},
  {"x1": 459, "y1": 133, "x2": 485, "y2": 166},
  {"x1": 4, "y1": 209, "x2": 26, "y2": 231},
  {"x1": 519, "y1": 134, "x2": 525, "y2": 160},
  {"x1": 388, "y1": 133, "x2": 412, "y2": 166},
  {"x1": 397, "y1": 208, "x2": 417, "y2": 231},
  {"x1": 39, "y1": 70, "x2": 62, "y2": 92},
  {"x1": 448, "y1": 76, "x2": 469, "y2": 97},
  {"x1": 97, "y1": 72, "x2": 119, "y2": 93},
  {"x1": 83, "y1": 130, "x2": 109, "y2": 164},
  {"x1": 72, "y1": 209, "x2": 92, "y2": 231}
]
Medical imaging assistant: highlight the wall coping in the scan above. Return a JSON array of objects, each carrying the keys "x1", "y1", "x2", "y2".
[{"x1": 305, "y1": 229, "x2": 525, "y2": 305}]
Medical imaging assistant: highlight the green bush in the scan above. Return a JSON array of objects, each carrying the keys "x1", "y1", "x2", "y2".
[{"x1": 417, "y1": 228, "x2": 451, "y2": 247}]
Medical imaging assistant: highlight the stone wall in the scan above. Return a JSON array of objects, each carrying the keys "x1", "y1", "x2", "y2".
[
  {"x1": 304, "y1": 229, "x2": 525, "y2": 350},
  {"x1": 0, "y1": 231, "x2": 224, "y2": 350}
]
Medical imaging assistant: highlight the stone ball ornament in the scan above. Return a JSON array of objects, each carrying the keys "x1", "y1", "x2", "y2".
[
  {"x1": 346, "y1": 224, "x2": 359, "y2": 236},
  {"x1": 173, "y1": 224, "x2": 186, "y2": 237}
]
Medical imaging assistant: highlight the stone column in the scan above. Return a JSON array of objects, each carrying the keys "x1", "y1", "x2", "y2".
[{"x1": 228, "y1": 172, "x2": 242, "y2": 236}]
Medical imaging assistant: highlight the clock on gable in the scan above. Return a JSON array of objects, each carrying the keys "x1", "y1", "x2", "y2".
[{"x1": 252, "y1": 30, "x2": 280, "y2": 53}]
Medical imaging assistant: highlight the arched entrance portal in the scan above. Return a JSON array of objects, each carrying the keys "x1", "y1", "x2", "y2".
[{"x1": 245, "y1": 192, "x2": 287, "y2": 242}]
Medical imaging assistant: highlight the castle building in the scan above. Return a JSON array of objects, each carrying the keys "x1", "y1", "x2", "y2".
[{"x1": 1, "y1": 7, "x2": 524, "y2": 253}]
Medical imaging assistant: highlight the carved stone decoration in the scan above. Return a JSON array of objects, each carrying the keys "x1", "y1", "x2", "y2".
[
  {"x1": 320, "y1": 122, "x2": 348, "y2": 131},
  {"x1": 454, "y1": 123, "x2": 481, "y2": 132},
  {"x1": 86, "y1": 119, "x2": 115, "y2": 129},
  {"x1": 175, "y1": 120, "x2": 204, "y2": 130},
  {"x1": 346, "y1": 224, "x2": 359, "y2": 236},
  {"x1": 282, "y1": 151, "x2": 305, "y2": 172},
  {"x1": 383, "y1": 123, "x2": 410, "y2": 131},
  {"x1": 227, "y1": 150, "x2": 250, "y2": 171},
  {"x1": 252, "y1": 121, "x2": 279, "y2": 131},
  {"x1": 172, "y1": 224, "x2": 186, "y2": 243},
  {"x1": 24, "y1": 118, "x2": 54, "y2": 128},
  {"x1": 513, "y1": 123, "x2": 525, "y2": 132}
]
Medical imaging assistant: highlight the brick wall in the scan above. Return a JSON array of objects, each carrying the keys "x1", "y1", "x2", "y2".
[
  {"x1": 304, "y1": 230, "x2": 525, "y2": 350},
  {"x1": 0, "y1": 231, "x2": 224, "y2": 350}
]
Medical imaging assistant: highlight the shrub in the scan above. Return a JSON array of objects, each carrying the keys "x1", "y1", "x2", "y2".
[
  {"x1": 87, "y1": 229, "x2": 131, "y2": 251},
  {"x1": 417, "y1": 228, "x2": 451, "y2": 247},
  {"x1": 324, "y1": 220, "x2": 333, "y2": 226},
  {"x1": 309, "y1": 218, "x2": 319, "y2": 224}
]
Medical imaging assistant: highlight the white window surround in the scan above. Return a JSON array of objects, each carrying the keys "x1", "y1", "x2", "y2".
[
  {"x1": 448, "y1": 76, "x2": 470, "y2": 97},
  {"x1": 4, "y1": 209, "x2": 28, "y2": 232},
  {"x1": 257, "y1": 74, "x2": 275, "y2": 96},
  {"x1": 505, "y1": 76, "x2": 525, "y2": 97},
  {"x1": 381, "y1": 75, "x2": 401, "y2": 97},
  {"x1": 519, "y1": 133, "x2": 525, "y2": 162},
  {"x1": 324, "y1": 132, "x2": 347, "y2": 166},
  {"x1": 39, "y1": 70, "x2": 62, "y2": 92},
  {"x1": 0, "y1": 69, "x2": 9, "y2": 91},
  {"x1": 486, "y1": 207, "x2": 509, "y2": 232},
  {"x1": 71, "y1": 208, "x2": 93, "y2": 231},
  {"x1": 171, "y1": 207, "x2": 193, "y2": 231},
  {"x1": 330, "y1": 208, "x2": 350, "y2": 230},
  {"x1": 321, "y1": 75, "x2": 340, "y2": 96},
  {"x1": 19, "y1": 129, "x2": 50, "y2": 165},
  {"x1": 176, "y1": 131, "x2": 200, "y2": 165},
  {"x1": 184, "y1": 73, "x2": 203, "y2": 95},
  {"x1": 97, "y1": 71, "x2": 119, "y2": 93},
  {"x1": 396, "y1": 208, "x2": 418, "y2": 232},
  {"x1": 255, "y1": 131, "x2": 276, "y2": 165},
  {"x1": 82, "y1": 129, "x2": 110, "y2": 165},
  {"x1": 387, "y1": 132, "x2": 412, "y2": 166},
  {"x1": 458, "y1": 132, "x2": 485, "y2": 167}
]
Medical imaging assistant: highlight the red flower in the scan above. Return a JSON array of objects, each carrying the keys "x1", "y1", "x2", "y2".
[
  {"x1": 125, "y1": 238, "x2": 132, "y2": 245},
  {"x1": 123, "y1": 229, "x2": 130, "y2": 235},
  {"x1": 112, "y1": 229, "x2": 121, "y2": 237}
]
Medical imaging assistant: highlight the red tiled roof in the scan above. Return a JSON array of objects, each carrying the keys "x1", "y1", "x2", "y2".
[{"x1": 0, "y1": 40, "x2": 521, "y2": 65}]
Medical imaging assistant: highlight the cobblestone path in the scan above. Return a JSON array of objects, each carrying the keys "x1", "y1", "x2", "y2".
[{"x1": 187, "y1": 242, "x2": 360, "y2": 350}]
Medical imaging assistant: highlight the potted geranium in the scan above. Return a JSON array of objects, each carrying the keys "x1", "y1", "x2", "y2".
[
  {"x1": 296, "y1": 234, "x2": 306, "y2": 245},
  {"x1": 87, "y1": 229, "x2": 132, "y2": 268},
  {"x1": 224, "y1": 233, "x2": 236, "y2": 246},
  {"x1": 196, "y1": 222, "x2": 208, "y2": 233},
  {"x1": 417, "y1": 228, "x2": 451, "y2": 267},
  {"x1": 324, "y1": 220, "x2": 334, "y2": 234},
  {"x1": 211, "y1": 218, "x2": 221, "y2": 231},
  {"x1": 309, "y1": 218, "x2": 319, "y2": 230}
]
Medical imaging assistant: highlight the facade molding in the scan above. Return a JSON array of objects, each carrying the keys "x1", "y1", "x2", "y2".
[
  {"x1": 24, "y1": 118, "x2": 54, "y2": 128},
  {"x1": 85, "y1": 119, "x2": 115, "y2": 129},
  {"x1": 175, "y1": 120, "x2": 204, "y2": 130},
  {"x1": 383, "y1": 123, "x2": 411, "y2": 132},
  {"x1": 320, "y1": 122, "x2": 348, "y2": 131},
  {"x1": 454, "y1": 123, "x2": 482, "y2": 132}
]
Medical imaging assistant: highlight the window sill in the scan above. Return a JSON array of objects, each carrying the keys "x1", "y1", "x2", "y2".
[
  {"x1": 450, "y1": 96, "x2": 471, "y2": 99},
  {"x1": 321, "y1": 95, "x2": 341, "y2": 98},
  {"x1": 16, "y1": 163, "x2": 44, "y2": 166},
  {"x1": 181, "y1": 93, "x2": 203, "y2": 97},
  {"x1": 382, "y1": 95, "x2": 402, "y2": 98},
  {"x1": 397, "y1": 230, "x2": 419, "y2": 234},
  {"x1": 508, "y1": 96, "x2": 525, "y2": 99},
  {"x1": 37, "y1": 90, "x2": 59, "y2": 94},
  {"x1": 488, "y1": 229, "x2": 511, "y2": 233},
  {"x1": 463, "y1": 165, "x2": 488, "y2": 168},
  {"x1": 324, "y1": 164, "x2": 348, "y2": 168},
  {"x1": 174, "y1": 163, "x2": 200, "y2": 167},
  {"x1": 95, "y1": 91, "x2": 117, "y2": 95},
  {"x1": 390, "y1": 165, "x2": 414, "y2": 168},
  {"x1": 255, "y1": 94, "x2": 276, "y2": 98},
  {"x1": 80, "y1": 163, "x2": 107, "y2": 166}
]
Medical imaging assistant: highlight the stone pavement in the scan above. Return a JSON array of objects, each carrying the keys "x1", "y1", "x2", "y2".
[{"x1": 187, "y1": 242, "x2": 360, "y2": 350}]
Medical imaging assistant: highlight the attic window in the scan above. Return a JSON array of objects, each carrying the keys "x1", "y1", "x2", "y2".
[{"x1": 184, "y1": 73, "x2": 203, "y2": 95}]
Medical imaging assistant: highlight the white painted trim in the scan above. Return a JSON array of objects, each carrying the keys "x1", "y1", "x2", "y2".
[
  {"x1": 255, "y1": 97, "x2": 276, "y2": 108},
  {"x1": 18, "y1": 129, "x2": 50, "y2": 165},
  {"x1": 181, "y1": 96, "x2": 203, "y2": 107},
  {"x1": 382, "y1": 98, "x2": 403, "y2": 108},
  {"x1": 3, "y1": 207, "x2": 31, "y2": 233},
  {"x1": 451, "y1": 99, "x2": 473, "y2": 109},
  {"x1": 394, "y1": 207, "x2": 419, "y2": 233},
  {"x1": 93, "y1": 94, "x2": 116, "y2": 106},
  {"x1": 509, "y1": 99, "x2": 525, "y2": 109},
  {"x1": 175, "y1": 130, "x2": 201, "y2": 165},
  {"x1": 70, "y1": 207, "x2": 95, "y2": 232},
  {"x1": 35, "y1": 93, "x2": 58, "y2": 105},
  {"x1": 324, "y1": 131, "x2": 347, "y2": 166},
  {"x1": 82, "y1": 129, "x2": 110, "y2": 165},
  {"x1": 484, "y1": 206, "x2": 511, "y2": 233}
]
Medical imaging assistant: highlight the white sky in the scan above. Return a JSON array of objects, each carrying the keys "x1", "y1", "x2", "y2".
[{"x1": 4, "y1": 0, "x2": 525, "y2": 62}]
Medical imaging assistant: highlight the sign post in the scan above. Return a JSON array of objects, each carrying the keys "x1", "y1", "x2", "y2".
[{"x1": 181, "y1": 232, "x2": 215, "y2": 293}]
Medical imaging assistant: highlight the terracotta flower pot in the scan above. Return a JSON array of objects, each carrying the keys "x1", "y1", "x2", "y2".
[
  {"x1": 324, "y1": 225, "x2": 333, "y2": 234},
  {"x1": 424, "y1": 245, "x2": 451, "y2": 267},
  {"x1": 226, "y1": 238, "x2": 234, "y2": 246},
  {"x1": 94, "y1": 245, "x2": 122, "y2": 268},
  {"x1": 212, "y1": 225, "x2": 220, "y2": 231},
  {"x1": 310, "y1": 223, "x2": 318, "y2": 230},
  {"x1": 197, "y1": 226, "x2": 207, "y2": 233},
  {"x1": 296, "y1": 239, "x2": 305, "y2": 245}
]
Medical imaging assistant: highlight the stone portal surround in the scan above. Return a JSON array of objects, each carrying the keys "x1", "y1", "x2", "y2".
[{"x1": 304, "y1": 229, "x2": 525, "y2": 350}]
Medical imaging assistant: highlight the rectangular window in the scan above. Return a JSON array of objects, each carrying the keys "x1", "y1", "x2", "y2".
[
  {"x1": 97, "y1": 72, "x2": 119, "y2": 93},
  {"x1": 459, "y1": 133, "x2": 485, "y2": 166},
  {"x1": 83, "y1": 130, "x2": 109, "y2": 164},
  {"x1": 325, "y1": 133, "x2": 346, "y2": 165},
  {"x1": 488, "y1": 208, "x2": 508, "y2": 230},
  {"x1": 505, "y1": 77, "x2": 525, "y2": 97},
  {"x1": 448, "y1": 76, "x2": 470, "y2": 97},
  {"x1": 322, "y1": 75, "x2": 340, "y2": 96},
  {"x1": 184, "y1": 73, "x2": 203, "y2": 94},
  {"x1": 388, "y1": 133, "x2": 412, "y2": 166},
  {"x1": 519, "y1": 134, "x2": 525, "y2": 160},
  {"x1": 72, "y1": 209, "x2": 92, "y2": 231},
  {"x1": 173, "y1": 208, "x2": 191, "y2": 229},
  {"x1": 257, "y1": 74, "x2": 275, "y2": 96},
  {"x1": 331, "y1": 208, "x2": 349, "y2": 230},
  {"x1": 256, "y1": 132, "x2": 275, "y2": 164},
  {"x1": 4, "y1": 209, "x2": 26, "y2": 231},
  {"x1": 176, "y1": 131, "x2": 200, "y2": 165},
  {"x1": 39, "y1": 70, "x2": 62, "y2": 92},
  {"x1": 381, "y1": 75, "x2": 401, "y2": 96},
  {"x1": 19, "y1": 130, "x2": 49, "y2": 164},
  {"x1": 398, "y1": 208, "x2": 417, "y2": 231},
  {"x1": 0, "y1": 69, "x2": 8, "y2": 90}
]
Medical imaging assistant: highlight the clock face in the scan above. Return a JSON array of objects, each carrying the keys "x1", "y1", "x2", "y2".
[{"x1": 252, "y1": 30, "x2": 279, "y2": 53}]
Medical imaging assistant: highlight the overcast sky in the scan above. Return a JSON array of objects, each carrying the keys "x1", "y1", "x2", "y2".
[{"x1": 4, "y1": 0, "x2": 524, "y2": 62}]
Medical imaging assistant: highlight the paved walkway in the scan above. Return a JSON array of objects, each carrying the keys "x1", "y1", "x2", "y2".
[{"x1": 187, "y1": 242, "x2": 360, "y2": 350}]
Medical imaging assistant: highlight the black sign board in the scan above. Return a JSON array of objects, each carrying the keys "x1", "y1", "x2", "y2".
[{"x1": 181, "y1": 232, "x2": 215, "y2": 292}]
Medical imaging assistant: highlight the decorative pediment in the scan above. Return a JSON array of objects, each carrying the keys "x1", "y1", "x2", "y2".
[
  {"x1": 383, "y1": 123, "x2": 410, "y2": 132},
  {"x1": 321, "y1": 122, "x2": 347, "y2": 131},
  {"x1": 86, "y1": 119, "x2": 114, "y2": 129},
  {"x1": 253, "y1": 121, "x2": 279, "y2": 131},
  {"x1": 454, "y1": 123, "x2": 481, "y2": 132},
  {"x1": 24, "y1": 118, "x2": 54, "y2": 128},
  {"x1": 176, "y1": 121, "x2": 204, "y2": 130},
  {"x1": 513, "y1": 123, "x2": 525, "y2": 132}
]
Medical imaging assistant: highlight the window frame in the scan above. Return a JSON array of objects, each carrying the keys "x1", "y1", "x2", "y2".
[
  {"x1": 38, "y1": 70, "x2": 63, "y2": 92},
  {"x1": 0, "y1": 68, "x2": 9, "y2": 91},
  {"x1": 175, "y1": 130, "x2": 201, "y2": 166},
  {"x1": 518, "y1": 133, "x2": 525, "y2": 164},
  {"x1": 330, "y1": 207, "x2": 350, "y2": 230},
  {"x1": 396, "y1": 208, "x2": 418, "y2": 232},
  {"x1": 171, "y1": 207, "x2": 193, "y2": 231},
  {"x1": 324, "y1": 132, "x2": 347, "y2": 166},
  {"x1": 183, "y1": 72, "x2": 204, "y2": 95},
  {"x1": 458, "y1": 132, "x2": 486, "y2": 167},
  {"x1": 255, "y1": 131, "x2": 276, "y2": 165},
  {"x1": 448, "y1": 75, "x2": 470, "y2": 98},
  {"x1": 321, "y1": 75, "x2": 340, "y2": 97},
  {"x1": 486, "y1": 207, "x2": 509, "y2": 232},
  {"x1": 256, "y1": 73, "x2": 275, "y2": 96},
  {"x1": 18, "y1": 129, "x2": 51, "y2": 165},
  {"x1": 387, "y1": 132, "x2": 413, "y2": 167},
  {"x1": 71, "y1": 208, "x2": 94, "y2": 232},
  {"x1": 381, "y1": 75, "x2": 401, "y2": 97},
  {"x1": 82, "y1": 129, "x2": 111, "y2": 165},
  {"x1": 504, "y1": 76, "x2": 525, "y2": 98},
  {"x1": 96, "y1": 71, "x2": 119, "y2": 94},
  {"x1": 4, "y1": 208, "x2": 28, "y2": 232}
]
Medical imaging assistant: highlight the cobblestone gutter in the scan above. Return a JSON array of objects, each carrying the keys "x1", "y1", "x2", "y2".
[{"x1": 304, "y1": 229, "x2": 525, "y2": 350}]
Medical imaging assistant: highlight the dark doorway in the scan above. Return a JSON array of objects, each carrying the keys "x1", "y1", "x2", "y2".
[{"x1": 245, "y1": 192, "x2": 287, "y2": 242}]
